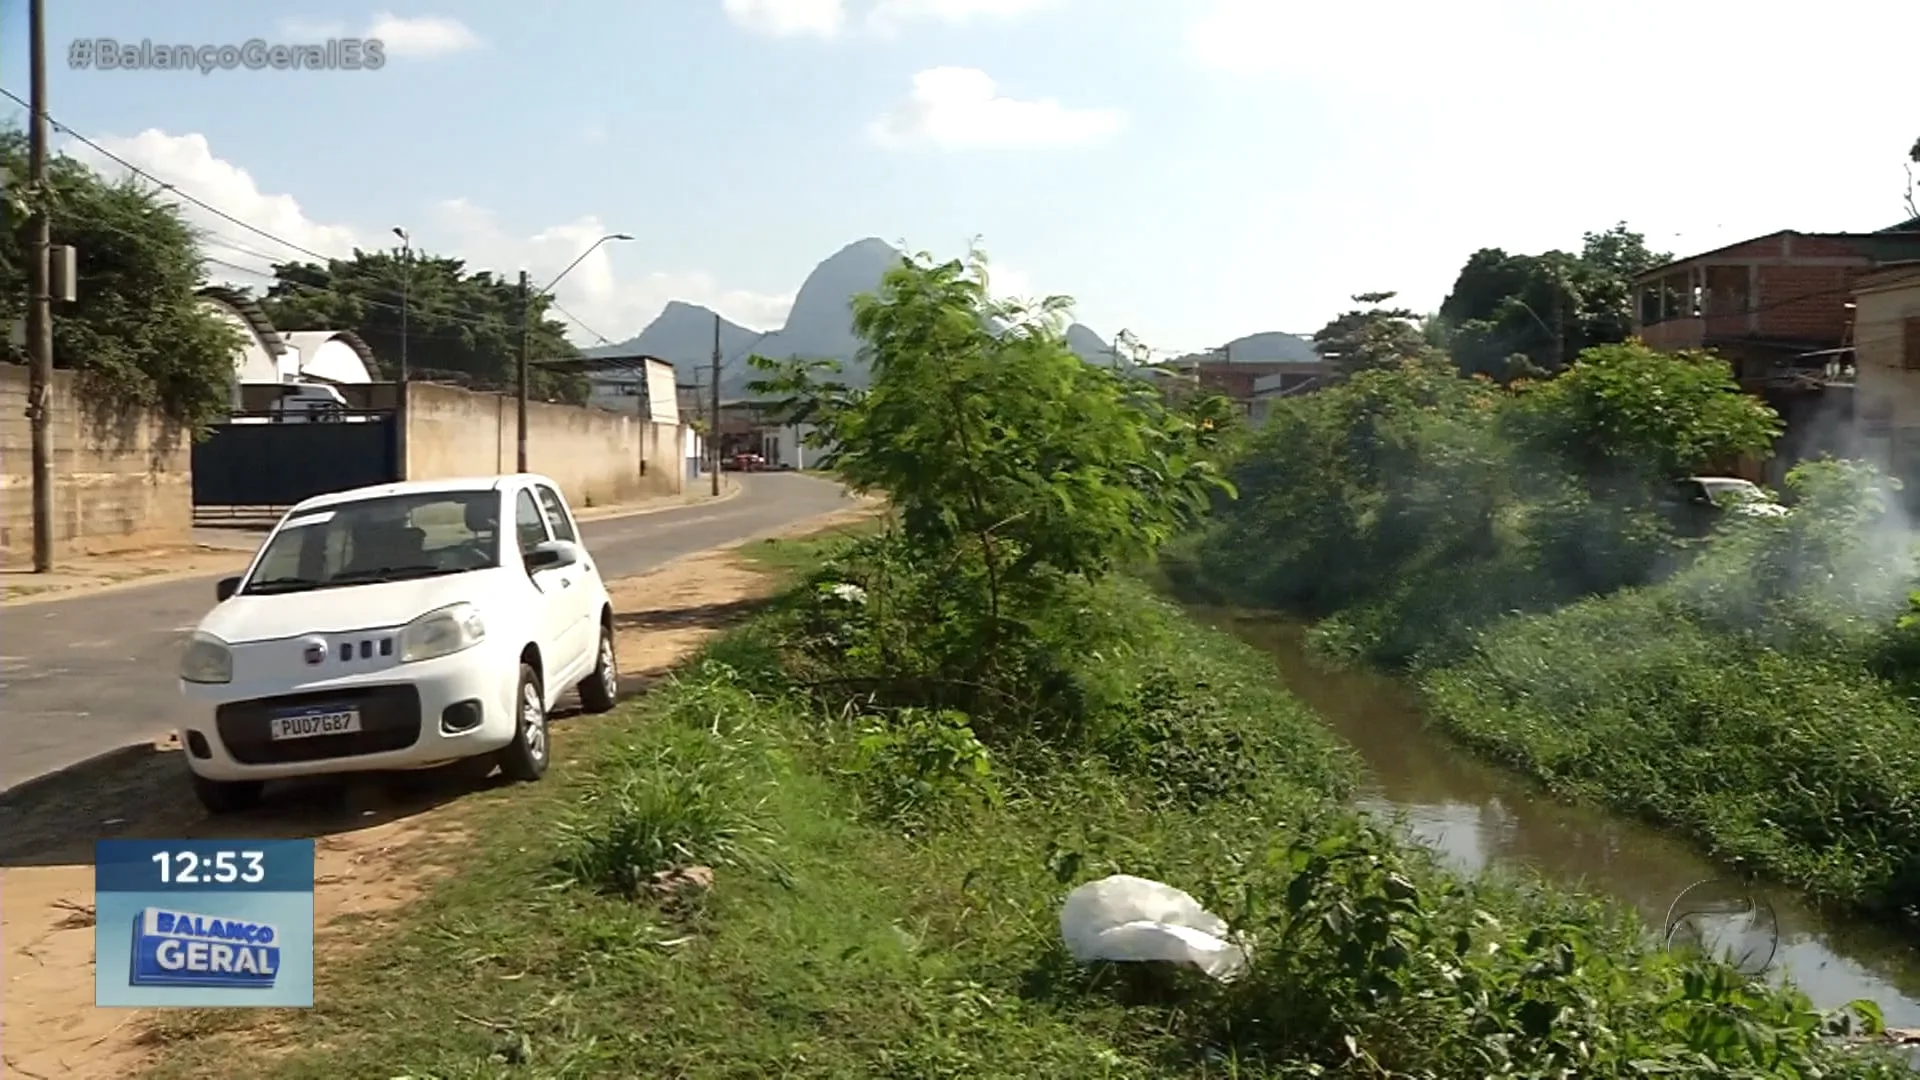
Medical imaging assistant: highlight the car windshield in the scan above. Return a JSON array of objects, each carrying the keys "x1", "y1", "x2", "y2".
[
  {"x1": 1699, "y1": 478, "x2": 1763, "y2": 503},
  {"x1": 241, "y1": 491, "x2": 502, "y2": 595}
]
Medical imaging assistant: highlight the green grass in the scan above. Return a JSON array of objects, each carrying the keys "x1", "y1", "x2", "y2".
[
  {"x1": 1421, "y1": 589, "x2": 1920, "y2": 926},
  {"x1": 135, "y1": 548, "x2": 1910, "y2": 1078},
  {"x1": 737, "y1": 515, "x2": 886, "y2": 577}
]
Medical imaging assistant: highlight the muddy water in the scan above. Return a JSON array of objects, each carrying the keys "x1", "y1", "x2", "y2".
[{"x1": 1210, "y1": 611, "x2": 1920, "y2": 1037}]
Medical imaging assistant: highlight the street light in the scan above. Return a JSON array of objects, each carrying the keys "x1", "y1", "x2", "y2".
[
  {"x1": 392, "y1": 226, "x2": 411, "y2": 385},
  {"x1": 539, "y1": 232, "x2": 634, "y2": 296},
  {"x1": 517, "y1": 232, "x2": 634, "y2": 471}
]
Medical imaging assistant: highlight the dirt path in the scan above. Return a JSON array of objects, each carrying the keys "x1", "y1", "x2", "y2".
[{"x1": 0, "y1": 507, "x2": 875, "y2": 1079}]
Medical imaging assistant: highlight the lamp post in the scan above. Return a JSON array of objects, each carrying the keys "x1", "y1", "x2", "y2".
[
  {"x1": 539, "y1": 232, "x2": 633, "y2": 296},
  {"x1": 391, "y1": 227, "x2": 411, "y2": 386},
  {"x1": 518, "y1": 233, "x2": 633, "y2": 470}
]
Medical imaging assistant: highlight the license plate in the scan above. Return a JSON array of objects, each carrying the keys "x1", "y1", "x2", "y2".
[{"x1": 269, "y1": 706, "x2": 361, "y2": 741}]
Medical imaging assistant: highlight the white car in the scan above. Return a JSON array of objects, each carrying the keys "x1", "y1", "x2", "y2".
[{"x1": 176, "y1": 474, "x2": 620, "y2": 813}]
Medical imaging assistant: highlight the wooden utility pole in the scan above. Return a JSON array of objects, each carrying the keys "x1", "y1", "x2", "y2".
[
  {"x1": 709, "y1": 314, "x2": 721, "y2": 496},
  {"x1": 27, "y1": 0, "x2": 54, "y2": 572},
  {"x1": 516, "y1": 270, "x2": 530, "y2": 472}
]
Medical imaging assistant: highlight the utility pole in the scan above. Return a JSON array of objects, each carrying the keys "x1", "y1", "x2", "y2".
[
  {"x1": 391, "y1": 227, "x2": 411, "y2": 385},
  {"x1": 516, "y1": 270, "x2": 530, "y2": 472},
  {"x1": 27, "y1": 0, "x2": 55, "y2": 573},
  {"x1": 709, "y1": 313, "x2": 721, "y2": 497}
]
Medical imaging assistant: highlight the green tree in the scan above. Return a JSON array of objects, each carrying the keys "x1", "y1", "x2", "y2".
[
  {"x1": 1503, "y1": 341, "x2": 1781, "y2": 491},
  {"x1": 0, "y1": 125, "x2": 242, "y2": 431},
  {"x1": 1311, "y1": 291, "x2": 1441, "y2": 378},
  {"x1": 1439, "y1": 223, "x2": 1670, "y2": 380},
  {"x1": 259, "y1": 250, "x2": 587, "y2": 402},
  {"x1": 751, "y1": 245, "x2": 1232, "y2": 647}
]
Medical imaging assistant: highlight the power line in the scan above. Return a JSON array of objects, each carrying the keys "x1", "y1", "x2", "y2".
[{"x1": 0, "y1": 84, "x2": 334, "y2": 266}]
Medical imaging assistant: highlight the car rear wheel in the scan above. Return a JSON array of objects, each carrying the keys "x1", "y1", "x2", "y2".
[
  {"x1": 191, "y1": 771, "x2": 264, "y2": 815},
  {"x1": 579, "y1": 625, "x2": 619, "y2": 714},
  {"x1": 497, "y1": 663, "x2": 549, "y2": 782}
]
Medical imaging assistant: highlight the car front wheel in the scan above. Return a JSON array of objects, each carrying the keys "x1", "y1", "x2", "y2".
[
  {"x1": 191, "y1": 771, "x2": 264, "y2": 815},
  {"x1": 497, "y1": 663, "x2": 549, "y2": 782}
]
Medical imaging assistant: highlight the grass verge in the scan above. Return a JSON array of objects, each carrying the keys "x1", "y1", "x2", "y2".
[{"x1": 138, "y1": 532, "x2": 1908, "y2": 1079}]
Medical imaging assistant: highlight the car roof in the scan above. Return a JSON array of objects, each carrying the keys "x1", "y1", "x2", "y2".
[{"x1": 286, "y1": 474, "x2": 560, "y2": 514}]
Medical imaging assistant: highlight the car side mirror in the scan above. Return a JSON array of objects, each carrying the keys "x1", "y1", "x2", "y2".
[
  {"x1": 525, "y1": 539, "x2": 580, "y2": 572},
  {"x1": 215, "y1": 576, "x2": 242, "y2": 602}
]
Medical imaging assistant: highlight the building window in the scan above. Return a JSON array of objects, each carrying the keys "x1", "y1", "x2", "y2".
[
  {"x1": 1639, "y1": 284, "x2": 1661, "y2": 326},
  {"x1": 1905, "y1": 316, "x2": 1920, "y2": 371},
  {"x1": 1704, "y1": 265, "x2": 1751, "y2": 317}
]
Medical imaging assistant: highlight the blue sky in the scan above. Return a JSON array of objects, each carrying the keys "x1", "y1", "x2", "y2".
[{"x1": 1, "y1": 0, "x2": 1914, "y2": 355}]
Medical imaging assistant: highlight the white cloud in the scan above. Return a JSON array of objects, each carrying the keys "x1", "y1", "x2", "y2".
[
  {"x1": 722, "y1": 0, "x2": 847, "y2": 38},
  {"x1": 723, "y1": 0, "x2": 1054, "y2": 37},
  {"x1": 71, "y1": 130, "x2": 362, "y2": 269},
  {"x1": 868, "y1": 67, "x2": 1124, "y2": 151},
  {"x1": 277, "y1": 13, "x2": 482, "y2": 57},
  {"x1": 866, "y1": 0, "x2": 1057, "y2": 33},
  {"x1": 68, "y1": 129, "x2": 793, "y2": 345},
  {"x1": 366, "y1": 13, "x2": 483, "y2": 56}
]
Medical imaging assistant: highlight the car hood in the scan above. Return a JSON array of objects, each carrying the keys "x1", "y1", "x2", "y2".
[
  {"x1": 1730, "y1": 500, "x2": 1790, "y2": 518},
  {"x1": 196, "y1": 571, "x2": 500, "y2": 643}
]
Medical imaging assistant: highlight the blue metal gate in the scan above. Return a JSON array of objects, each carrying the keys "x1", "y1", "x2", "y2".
[{"x1": 191, "y1": 411, "x2": 401, "y2": 508}]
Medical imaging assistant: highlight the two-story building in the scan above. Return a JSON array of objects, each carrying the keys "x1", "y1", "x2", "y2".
[{"x1": 1630, "y1": 222, "x2": 1920, "y2": 482}]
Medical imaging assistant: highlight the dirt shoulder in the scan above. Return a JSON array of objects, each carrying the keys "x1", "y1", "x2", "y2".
[{"x1": 0, "y1": 505, "x2": 878, "y2": 1080}]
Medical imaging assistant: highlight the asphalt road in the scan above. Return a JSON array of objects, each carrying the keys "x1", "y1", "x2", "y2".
[{"x1": 0, "y1": 473, "x2": 856, "y2": 792}]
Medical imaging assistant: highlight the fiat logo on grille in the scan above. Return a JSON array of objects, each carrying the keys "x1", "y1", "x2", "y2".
[{"x1": 302, "y1": 642, "x2": 326, "y2": 665}]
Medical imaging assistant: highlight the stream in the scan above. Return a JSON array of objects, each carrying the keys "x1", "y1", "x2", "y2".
[{"x1": 1210, "y1": 610, "x2": 1920, "y2": 1055}]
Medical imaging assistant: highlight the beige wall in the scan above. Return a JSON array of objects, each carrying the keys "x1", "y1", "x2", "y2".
[
  {"x1": 401, "y1": 382, "x2": 683, "y2": 509},
  {"x1": 1851, "y1": 272, "x2": 1920, "y2": 500},
  {"x1": 0, "y1": 364, "x2": 193, "y2": 562}
]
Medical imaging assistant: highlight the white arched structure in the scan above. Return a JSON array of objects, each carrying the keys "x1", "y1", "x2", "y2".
[{"x1": 283, "y1": 330, "x2": 377, "y2": 384}]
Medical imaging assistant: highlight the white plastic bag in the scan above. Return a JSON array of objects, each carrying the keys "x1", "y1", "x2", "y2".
[{"x1": 1058, "y1": 874, "x2": 1250, "y2": 982}]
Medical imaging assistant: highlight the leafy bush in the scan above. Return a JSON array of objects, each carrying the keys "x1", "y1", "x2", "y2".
[
  {"x1": 1194, "y1": 344, "x2": 1781, "y2": 665},
  {"x1": 845, "y1": 707, "x2": 999, "y2": 829}
]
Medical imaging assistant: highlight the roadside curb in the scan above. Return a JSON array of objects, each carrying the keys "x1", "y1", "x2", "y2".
[
  {"x1": 0, "y1": 547, "x2": 257, "y2": 610},
  {"x1": 574, "y1": 477, "x2": 742, "y2": 523}
]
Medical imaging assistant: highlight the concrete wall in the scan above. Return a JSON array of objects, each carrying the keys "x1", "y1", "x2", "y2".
[
  {"x1": 1853, "y1": 270, "x2": 1920, "y2": 503},
  {"x1": 0, "y1": 364, "x2": 193, "y2": 561},
  {"x1": 400, "y1": 381, "x2": 683, "y2": 509}
]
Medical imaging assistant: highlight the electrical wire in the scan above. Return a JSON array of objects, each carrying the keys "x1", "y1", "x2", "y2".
[
  {"x1": 1, "y1": 85, "x2": 336, "y2": 265},
  {"x1": 5, "y1": 85, "x2": 625, "y2": 351}
]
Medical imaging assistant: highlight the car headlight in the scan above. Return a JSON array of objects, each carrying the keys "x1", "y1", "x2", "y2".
[
  {"x1": 179, "y1": 633, "x2": 233, "y2": 684},
  {"x1": 400, "y1": 602, "x2": 487, "y2": 663}
]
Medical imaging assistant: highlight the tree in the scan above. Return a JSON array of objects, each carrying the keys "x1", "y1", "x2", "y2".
[
  {"x1": 258, "y1": 251, "x2": 587, "y2": 402},
  {"x1": 0, "y1": 125, "x2": 243, "y2": 431},
  {"x1": 1502, "y1": 341, "x2": 1781, "y2": 491},
  {"x1": 1439, "y1": 223, "x2": 1671, "y2": 381},
  {"x1": 1311, "y1": 291, "x2": 1441, "y2": 377},
  {"x1": 750, "y1": 245, "x2": 1232, "y2": 654}
]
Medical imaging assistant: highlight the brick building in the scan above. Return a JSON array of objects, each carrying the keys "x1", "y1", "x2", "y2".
[{"x1": 1630, "y1": 222, "x2": 1920, "y2": 482}]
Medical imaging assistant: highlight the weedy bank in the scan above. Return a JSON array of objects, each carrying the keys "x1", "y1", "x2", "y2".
[
  {"x1": 140, "y1": 529, "x2": 1906, "y2": 1079},
  {"x1": 144, "y1": 248, "x2": 1906, "y2": 1078},
  {"x1": 1184, "y1": 347, "x2": 1920, "y2": 929}
]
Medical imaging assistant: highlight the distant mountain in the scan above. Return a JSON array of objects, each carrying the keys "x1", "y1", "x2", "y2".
[
  {"x1": 725, "y1": 238, "x2": 906, "y2": 390},
  {"x1": 1170, "y1": 330, "x2": 1320, "y2": 367},
  {"x1": 1064, "y1": 323, "x2": 1112, "y2": 365},
  {"x1": 591, "y1": 237, "x2": 1121, "y2": 396},
  {"x1": 585, "y1": 301, "x2": 759, "y2": 370}
]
